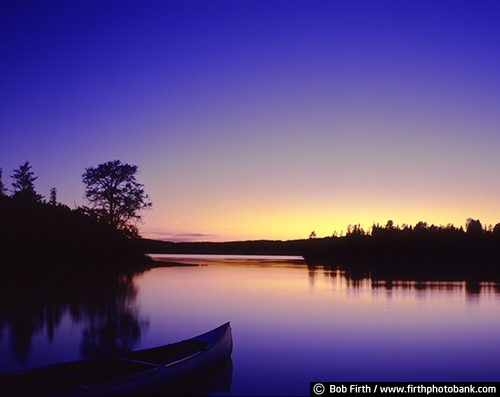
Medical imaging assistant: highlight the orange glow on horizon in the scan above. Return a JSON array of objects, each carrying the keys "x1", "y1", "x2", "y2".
[{"x1": 142, "y1": 207, "x2": 500, "y2": 242}]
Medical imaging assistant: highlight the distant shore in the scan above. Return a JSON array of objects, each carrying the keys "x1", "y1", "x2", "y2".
[
  {"x1": 146, "y1": 259, "x2": 200, "y2": 268},
  {"x1": 2, "y1": 195, "x2": 499, "y2": 282},
  {"x1": 138, "y1": 238, "x2": 307, "y2": 256},
  {"x1": 138, "y1": 229, "x2": 500, "y2": 282}
]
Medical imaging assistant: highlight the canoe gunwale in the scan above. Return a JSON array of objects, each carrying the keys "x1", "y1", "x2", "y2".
[{"x1": 162, "y1": 348, "x2": 203, "y2": 368}]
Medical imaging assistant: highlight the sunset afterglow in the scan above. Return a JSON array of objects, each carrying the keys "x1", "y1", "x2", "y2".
[{"x1": 2, "y1": 1, "x2": 499, "y2": 242}]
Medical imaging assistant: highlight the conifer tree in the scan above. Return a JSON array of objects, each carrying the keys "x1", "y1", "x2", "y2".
[
  {"x1": 49, "y1": 187, "x2": 57, "y2": 205},
  {"x1": 11, "y1": 161, "x2": 43, "y2": 203},
  {"x1": 0, "y1": 167, "x2": 6, "y2": 197}
]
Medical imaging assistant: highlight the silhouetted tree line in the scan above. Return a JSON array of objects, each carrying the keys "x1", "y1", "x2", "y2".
[
  {"x1": 303, "y1": 219, "x2": 500, "y2": 282},
  {"x1": 0, "y1": 161, "x2": 151, "y2": 269},
  {"x1": 0, "y1": 195, "x2": 148, "y2": 269},
  {"x1": 0, "y1": 161, "x2": 153, "y2": 370},
  {"x1": 138, "y1": 238, "x2": 309, "y2": 256},
  {"x1": 142, "y1": 219, "x2": 500, "y2": 281}
]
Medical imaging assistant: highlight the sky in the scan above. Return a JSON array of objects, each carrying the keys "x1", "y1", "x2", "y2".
[{"x1": 1, "y1": 0, "x2": 500, "y2": 242}]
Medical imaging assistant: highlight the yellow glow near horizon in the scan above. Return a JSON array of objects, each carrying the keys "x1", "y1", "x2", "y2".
[
  {"x1": 140, "y1": 126, "x2": 500, "y2": 243},
  {"x1": 142, "y1": 195, "x2": 500, "y2": 242}
]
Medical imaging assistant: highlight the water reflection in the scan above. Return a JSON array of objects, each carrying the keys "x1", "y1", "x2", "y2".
[
  {"x1": 142, "y1": 358, "x2": 233, "y2": 396},
  {"x1": 306, "y1": 262, "x2": 500, "y2": 298},
  {"x1": 0, "y1": 266, "x2": 147, "y2": 364}
]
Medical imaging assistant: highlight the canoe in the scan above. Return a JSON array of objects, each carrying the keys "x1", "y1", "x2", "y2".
[{"x1": 0, "y1": 322, "x2": 233, "y2": 396}]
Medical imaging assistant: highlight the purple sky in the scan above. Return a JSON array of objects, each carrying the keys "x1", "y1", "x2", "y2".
[{"x1": 1, "y1": 1, "x2": 500, "y2": 241}]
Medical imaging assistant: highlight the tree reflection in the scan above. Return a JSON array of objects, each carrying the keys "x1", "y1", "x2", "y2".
[
  {"x1": 305, "y1": 260, "x2": 500, "y2": 298},
  {"x1": 80, "y1": 308, "x2": 144, "y2": 357},
  {"x1": 0, "y1": 266, "x2": 147, "y2": 363}
]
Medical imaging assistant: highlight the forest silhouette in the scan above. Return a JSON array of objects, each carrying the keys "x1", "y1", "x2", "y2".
[
  {"x1": 2, "y1": 161, "x2": 500, "y2": 281},
  {"x1": 0, "y1": 195, "x2": 148, "y2": 269},
  {"x1": 0, "y1": 161, "x2": 150, "y2": 270},
  {"x1": 302, "y1": 220, "x2": 500, "y2": 282},
  {"x1": 142, "y1": 219, "x2": 500, "y2": 282}
]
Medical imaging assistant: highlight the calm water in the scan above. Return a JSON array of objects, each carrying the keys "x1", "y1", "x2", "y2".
[{"x1": 1, "y1": 255, "x2": 499, "y2": 395}]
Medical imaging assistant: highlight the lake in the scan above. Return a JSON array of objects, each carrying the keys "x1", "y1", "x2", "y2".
[{"x1": 1, "y1": 254, "x2": 499, "y2": 395}]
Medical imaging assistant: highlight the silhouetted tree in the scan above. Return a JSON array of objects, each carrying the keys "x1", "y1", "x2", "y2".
[
  {"x1": 10, "y1": 161, "x2": 43, "y2": 203},
  {"x1": 346, "y1": 224, "x2": 365, "y2": 235},
  {"x1": 49, "y1": 187, "x2": 57, "y2": 205},
  {"x1": 82, "y1": 160, "x2": 152, "y2": 238},
  {"x1": 466, "y1": 218, "x2": 482, "y2": 236},
  {"x1": 0, "y1": 168, "x2": 6, "y2": 197}
]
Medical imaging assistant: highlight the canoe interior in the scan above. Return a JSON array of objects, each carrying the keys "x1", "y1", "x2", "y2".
[{"x1": 121, "y1": 339, "x2": 210, "y2": 365}]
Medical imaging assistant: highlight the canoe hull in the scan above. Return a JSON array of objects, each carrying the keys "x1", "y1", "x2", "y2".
[
  {"x1": 0, "y1": 322, "x2": 233, "y2": 397},
  {"x1": 105, "y1": 322, "x2": 233, "y2": 396}
]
